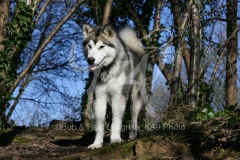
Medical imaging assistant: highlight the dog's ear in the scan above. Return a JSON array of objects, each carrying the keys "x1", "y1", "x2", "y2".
[
  {"x1": 102, "y1": 25, "x2": 116, "y2": 38},
  {"x1": 82, "y1": 24, "x2": 93, "y2": 39}
]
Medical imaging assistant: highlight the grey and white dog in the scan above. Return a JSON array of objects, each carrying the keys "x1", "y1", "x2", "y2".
[{"x1": 82, "y1": 24, "x2": 147, "y2": 149}]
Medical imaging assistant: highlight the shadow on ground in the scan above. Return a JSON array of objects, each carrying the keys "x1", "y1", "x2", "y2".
[
  {"x1": 0, "y1": 126, "x2": 26, "y2": 146},
  {"x1": 50, "y1": 132, "x2": 110, "y2": 147}
]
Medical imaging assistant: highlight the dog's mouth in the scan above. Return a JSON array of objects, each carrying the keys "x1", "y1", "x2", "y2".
[{"x1": 89, "y1": 58, "x2": 105, "y2": 71}]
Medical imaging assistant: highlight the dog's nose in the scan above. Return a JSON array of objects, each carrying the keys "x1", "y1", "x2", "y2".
[{"x1": 87, "y1": 57, "x2": 95, "y2": 65}]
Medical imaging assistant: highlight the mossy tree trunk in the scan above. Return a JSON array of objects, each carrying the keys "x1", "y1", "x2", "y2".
[
  {"x1": 0, "y1": 0, "x2": 10, "y2": 127},
  {"x1": 225, "y1": 0, "x2": 238, "y2": 109}
]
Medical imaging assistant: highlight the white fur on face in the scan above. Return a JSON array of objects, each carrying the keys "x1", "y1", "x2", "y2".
[{"x1": 87, "y1": 40, "x2": 116, "y2": 69}]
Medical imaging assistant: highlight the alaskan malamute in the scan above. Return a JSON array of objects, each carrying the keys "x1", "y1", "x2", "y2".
[{"x1": 82, "y1": 24, "x2": 147, "y2": 149}]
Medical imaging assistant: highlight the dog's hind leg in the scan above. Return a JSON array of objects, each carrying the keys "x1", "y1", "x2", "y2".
[
  {"x1": 110, "y1": 94, "x2": 126, "y2": 144},
  {"x1": 129, "y1": 85, "x2": 143, "y2": 140},
  {"x1": 88, "y1": 94, "x2": 107, "y2": 150}
]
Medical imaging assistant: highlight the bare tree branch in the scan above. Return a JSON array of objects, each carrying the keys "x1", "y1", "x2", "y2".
[
  {"x1": 6, "y1": 73, "x2": 31, "y2": 122},
  {"x1": 35, "y1": 0, "x2": 51, "y2": 24},
  {"x1": 102, "y1": 0, "x2": 113, "y2": 25},
  {"x1": 153, "y1": 0, "x2": 163, "y2": 30},
  {"x1": 32, "y1": 0, "x2": 40, "y2": 14},
  {"x1": 152, "y1": 0, "x2": 172, "y2": 83},
  {"x1": 209, "y1": 47, "x2": 226, "y2": 85},
  {"x1": 199, "y1": 24, "x2": 240, "y2": 78},
  {"x1": 9, "y1": 0, "x2": 86, "y2": 96},
  {"x1": 89, "y1": 0, "x2": 101, "y2": 25},
  {"x1": 121, "y1": 0, "x2": 149, "y2": 42}
]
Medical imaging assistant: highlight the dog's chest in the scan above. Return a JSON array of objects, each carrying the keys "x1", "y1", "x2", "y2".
[{"x1": 96, "y1": 71, "x2": 130, "y2": 96}]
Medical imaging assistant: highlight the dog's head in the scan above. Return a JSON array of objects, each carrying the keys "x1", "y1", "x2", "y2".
[{"x1": 82, "y1": 24, "x2": 118, "y2": 71}]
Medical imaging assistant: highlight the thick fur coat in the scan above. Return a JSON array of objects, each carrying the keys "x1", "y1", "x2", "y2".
[{"x1": 82, "y1": 24, "x2": 146, "y2": 149}]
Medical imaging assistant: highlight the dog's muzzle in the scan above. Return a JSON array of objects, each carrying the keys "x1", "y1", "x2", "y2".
[{"x1": 87, "y1": 57, "x2": 95, "y2": 65}]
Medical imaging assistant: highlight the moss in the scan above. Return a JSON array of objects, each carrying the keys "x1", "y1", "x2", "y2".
[
  {"x1": 216, "y1": 149, "x2": 240, "y2": 159},
  {"x1": 90, "y1": 141, "x2": 135, "y2": 157},
  {"x1": 12, "y1": 135, "x2": 30, "y2": 143},
  {"x1": 120, "y1": 141, "x2": 135, "y2": 156},
  {"x1": 149, "y1": 136, "x2": 162, "y2": 142},
  {"x1": 0, "y1": 129, "x2": 11, "y2": 134}
]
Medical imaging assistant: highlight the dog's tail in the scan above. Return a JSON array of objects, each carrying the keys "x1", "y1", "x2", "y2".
[{"x1": 119, "y1": 27, "x2": 145, "y2": 57}]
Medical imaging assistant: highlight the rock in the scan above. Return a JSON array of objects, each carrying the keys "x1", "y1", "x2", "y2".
[
  {"x1": 135, "y1": 140, "x2": 170, "y2": 159},
  {"x1": 135, "y1": 140, "x2": 151, "y2": 156},
  {"x1": 49, "y1": 152, "x2": 57, "y2": 157},
  {"x1": 22, "y1": 133, "x2": 39, "y2": 140},
  {"x1": 136, "y1": 155, "x2": 152, "y2": 160},
  {"x1": 149, "y1": 143, "x2": 169, "y2": 157},
  {"x1": 225, "y1": 157, "x2": 236, "y2": 160},
  {"x1": 12, "y1": 155, "x2": 20, "y2": 160}
]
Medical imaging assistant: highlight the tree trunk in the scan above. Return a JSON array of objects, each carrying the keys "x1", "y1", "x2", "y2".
[
  {"x1": 170, "y1": 0, "x2": 191, "y2": 76},
  {"x1": 0, "y1": 0, "x2": 9, "y2": 85},
  {"x1": 168, "y1": 0, "x2": 192, "y2": 108},
  {"x1": 83, "y1": 72, "x2": 94, "y2": 129},
  {"x1": 226, "y1": 0, "x2": 238, "y2": 109},
  {"x1": 187, "y1": 0, "x2": 201, "y2": 108},
  {"x1": 0, "y1": 0, "x2": 10, "y2": 127}
]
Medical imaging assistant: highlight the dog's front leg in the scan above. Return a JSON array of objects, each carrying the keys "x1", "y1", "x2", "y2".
[
  {"x1": 88, "y1": 94, "x2": 107, "y2": 150},
  {"x1": 110, "y1": 95, "x2": 126, "y2": 144}
]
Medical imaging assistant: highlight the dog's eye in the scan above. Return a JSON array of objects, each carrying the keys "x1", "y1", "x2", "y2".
[
  {"x1": 99, "y1": 46, "x2": 105, "y2": 49},
  {"x1": 88, "y1": 45, "x2": 92, "y2": 49}
]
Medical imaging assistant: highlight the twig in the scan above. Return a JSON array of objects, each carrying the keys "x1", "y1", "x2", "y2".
[
  {"x1": 209, "y1": 46, "x2": 227, "y2": 85},
  {"x1": 35, "y1": 0, "x2": 51, "y2": 24}
]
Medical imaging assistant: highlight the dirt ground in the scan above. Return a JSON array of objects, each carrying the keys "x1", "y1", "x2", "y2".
[
  {"x1": 0, "y1": 126, "x2": 95, "y2": 160},
  {"x1": 0, "y1": 126, "x2": 239, "y2": 160}
]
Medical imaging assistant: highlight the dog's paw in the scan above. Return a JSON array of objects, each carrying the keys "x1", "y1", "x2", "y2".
[
  {"x1": 129, "y1": 130, "x2": 137, "y2": 140},
  {"x1": 110, "y1": 134, "x2": 122, "y2": 144},
  {"x1": 110, "y1": 138, "x2": 123, "y2": 144},
  {"x1": 88, "y1": 143, "x2": 102, "y2": 150}
]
